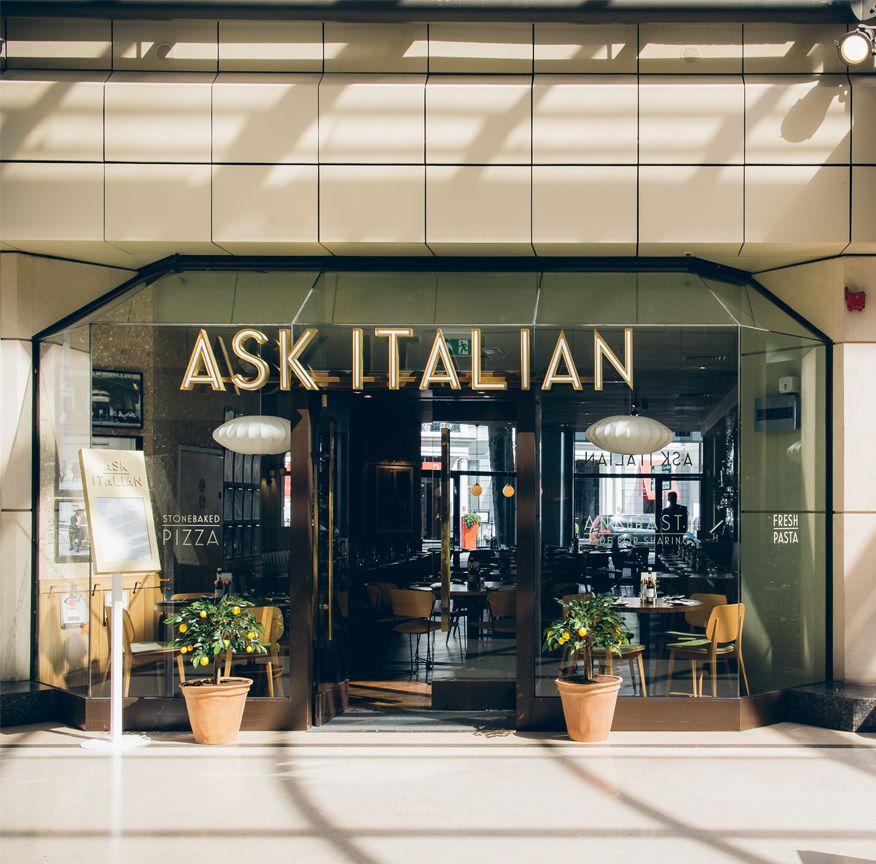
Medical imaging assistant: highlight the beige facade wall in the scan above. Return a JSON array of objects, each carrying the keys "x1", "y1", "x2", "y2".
[{"x1": 0, "y1": 20, "x2": 873, "y2": 268}]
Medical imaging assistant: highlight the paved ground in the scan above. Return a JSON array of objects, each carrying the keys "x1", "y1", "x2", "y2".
[{"x1": 1, "y1": 722, "x2": 874, "y2": 864}]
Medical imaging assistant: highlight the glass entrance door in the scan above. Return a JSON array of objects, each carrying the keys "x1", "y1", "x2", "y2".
[{"x1": 311, "y1": 409, "x2": 519, "y2": 724}]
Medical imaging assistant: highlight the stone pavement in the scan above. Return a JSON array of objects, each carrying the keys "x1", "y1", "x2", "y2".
[{"x1": 1, "y1": 722, "x2": 874, "y2": 864}]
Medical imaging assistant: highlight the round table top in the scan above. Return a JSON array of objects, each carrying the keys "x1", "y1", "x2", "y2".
[{"x1": 613, "y1": 597, "x2": 704, "y2": 614}]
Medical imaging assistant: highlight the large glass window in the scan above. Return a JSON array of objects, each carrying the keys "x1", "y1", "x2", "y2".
[{"x1": 35, "y1": 266, "x2": 828, "y2": 717}]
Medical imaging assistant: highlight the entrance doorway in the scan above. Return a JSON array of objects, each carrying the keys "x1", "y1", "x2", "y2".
[{"x1": 310, "y1": 398, "x2": 518, "y2": 725}]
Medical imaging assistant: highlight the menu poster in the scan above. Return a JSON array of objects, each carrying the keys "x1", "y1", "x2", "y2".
[{"x1": 78, "y1": 448, "x2": 161, "y2": 575}]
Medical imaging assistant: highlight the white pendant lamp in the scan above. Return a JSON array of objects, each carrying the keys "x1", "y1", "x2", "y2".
[
  {"x1": 585, "y1": 414, "x2": 674, "y2": 455},
  {"x1": 212, "y1": 415, "x2": 291, "y2": 455}
]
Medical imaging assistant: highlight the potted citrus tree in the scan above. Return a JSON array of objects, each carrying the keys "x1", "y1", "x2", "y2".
[
  {"x1": 544, "y1": 594, "x2": 633, "y2": 742},
  {"x1": 165, "y1": 595, "x2": 266, "y2": 744},
  {"x1": 461, "y1": 511, "x2": 481, "y2": 550}
]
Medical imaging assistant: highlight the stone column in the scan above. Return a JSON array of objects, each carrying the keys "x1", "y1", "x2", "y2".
[{"x1": 0, "y1": 253, "x2": 132, "y2": 681}]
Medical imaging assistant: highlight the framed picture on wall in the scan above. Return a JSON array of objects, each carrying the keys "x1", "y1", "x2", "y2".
[
  {"x1": 374, "y1": 463, "x2": 415, "y2": 534},
  {"x1": 92, "y1": 370, "x2": 143, "y2": 429},
  {"x1": 55, "y1": 499, "x2": 90, "y2": 562},
  {"x1": 56, "y1": 442, "x2": 85, "y2": 494}
]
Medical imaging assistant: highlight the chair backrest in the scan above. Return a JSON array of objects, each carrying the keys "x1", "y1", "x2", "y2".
[
  {"x1": 686, "y1": 593, "x2": 728, "y2": 630},
  {"x1": 250, "y1": 606, "x2": 283, "y2": 645},
  {"x1": 366, "y1": 584, "x2": 381, "y2": 612},
  {"x1": 704, "y1": 603, "x2": 745, "y2": 645},
  {"x1": 551, "y1": 582, "x2": 579, "y2": 599},
  {"x1": 374, "y1": 581, "x2": 398, "y2": 609},
  {"x1": 389, "y1": 588, "x2": 434, "y2": 619},
  {"x1": 487, "y1": 590, "x2": 516, "y2": 618},
  {"x1": 171, "y1": 592, "x2": 204, "y2": 600}
]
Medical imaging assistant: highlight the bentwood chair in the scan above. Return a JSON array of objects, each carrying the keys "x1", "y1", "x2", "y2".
[
  {"x1": 105, "y1": 608, "x2": 186, "y2": 697},
  {"x1": 389, "y1": 589, "x2": 441, "y2": 681},
  {"x1": 224, "y1": 606, "x2": 285, "y2": 697},
  {"x1": 665, "y1": 603, "x2": 749, "y2": 697}
]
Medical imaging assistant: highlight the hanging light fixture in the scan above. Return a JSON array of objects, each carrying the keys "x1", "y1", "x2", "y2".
[
  {"x1": 585, "y1": 412, "x2": 674, "y2": 456},
  {"x1": 502, "y1": 483, "x2": 516, "y2": 498},
  {"x1": 212, "y1": 415, "x2": 291, "y2": 455},
  {"x1": 470, "y1": 424, "x2": 482, "y2": 497}
]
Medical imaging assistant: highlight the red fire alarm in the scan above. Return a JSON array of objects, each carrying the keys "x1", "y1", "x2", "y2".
[{"x1": 846, "y1": 287, "x2": 866, "y2": 312}]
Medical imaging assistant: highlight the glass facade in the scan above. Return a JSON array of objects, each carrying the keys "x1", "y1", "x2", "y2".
[{"x1": 34, "y1": 265, "x2": 828, "y2": 724}]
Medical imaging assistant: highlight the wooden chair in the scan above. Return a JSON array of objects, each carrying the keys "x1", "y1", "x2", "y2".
[
  {"x1": 661, "y1": 593, "x2": 728, "y2": 639},
  {"x1": 389, "y1": 589, "x2": 441, "y2": 681},
  {"x1": 665, "y1": 603, "x2": 749, "y2": 697},
  {"x1": 480, "y1": 590, "x2": 516, "y2": 638},
  {"x1": 170, "y1": 592, "x2": 205, "y2": 600},
  {"x1": 104, "y1": 608, "x2": 185, "y2": 697},
  {"x1": 558, "y1": 596, "x2": 646, "y2": 697},
  {"x1": 366, "y1": 585, "x2": 381, "y2": 613},
  {"x1": 224, "y1": 606, "x2": 285, "y2": 697}
]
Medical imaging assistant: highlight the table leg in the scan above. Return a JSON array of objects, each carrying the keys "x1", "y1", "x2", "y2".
[{"x1": 638, "y1": 614, "x2": 655, "y2": 687}]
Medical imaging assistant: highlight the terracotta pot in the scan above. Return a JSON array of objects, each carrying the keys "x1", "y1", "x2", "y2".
[
  {"x1": 556, "y1": 674, "x2": 622, "y2": 742},
  {"x1": 181, "y1": 677, "x2": 253, "y2": 744}
]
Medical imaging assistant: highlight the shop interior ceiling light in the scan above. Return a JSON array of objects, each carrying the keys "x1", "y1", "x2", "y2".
[
  {"x1": 212, "y1": 415, "x2": 291, "y2": 455},
  {"x1": 585, "y1": 415, "x2": 674, "y2": 456},
  {"x1": 502, "y1": 484, "x2": 515, "y2": 498},
  {"x1": 836, "y1": 26, "x2": 875, "y2": 65}
]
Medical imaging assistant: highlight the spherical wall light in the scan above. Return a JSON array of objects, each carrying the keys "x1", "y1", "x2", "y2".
[
  {"x1": 585, "y1": 415, "x2": 674, "y2": 455},
  {"x1": 212, "y1": 415, "x2": 291, "y2": 455},
  {"x1": 502, "y1": 484, "x2": 515, "y2": 498},
  {"x1": 837, "y1": 27, "x2": 874, "y2": 66},
  {"x1": 470, "y1": 482, "x2": 483, "y2": 497}
]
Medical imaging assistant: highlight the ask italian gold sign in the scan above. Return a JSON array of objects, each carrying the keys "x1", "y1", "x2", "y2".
[{"x1": 180, "y1": 327, "x2": 634, "y2": 393}]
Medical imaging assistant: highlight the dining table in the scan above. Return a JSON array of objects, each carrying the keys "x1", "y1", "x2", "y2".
[
  {"x1": 612, "y1": 596, "x2": 704, "y2": 682},
  {"x1": 411, "y1": 582, "x2": 516, "y2": 642}
]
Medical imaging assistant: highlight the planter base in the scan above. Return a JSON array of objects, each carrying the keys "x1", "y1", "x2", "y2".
[
  {"x1": 556, "y1": 674, "x2": 622, "y2": 742},
  {"x1": 181, "y1": 677, "x2": 253, "y2": 745}
]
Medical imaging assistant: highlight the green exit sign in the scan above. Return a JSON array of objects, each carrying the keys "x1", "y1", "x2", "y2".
[{"x1": 446, "y1": 338, "x2": 471, "y2": 357}]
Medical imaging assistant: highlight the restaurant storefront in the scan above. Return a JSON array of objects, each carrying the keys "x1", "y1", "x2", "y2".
[{"x1": 33, "y1": 259, "x2": 829, "y2": 730}]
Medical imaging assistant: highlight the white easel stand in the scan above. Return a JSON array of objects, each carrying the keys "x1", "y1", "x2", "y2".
[{"x1": 82, "y1": 572, "x2": 151, "y2": 751}]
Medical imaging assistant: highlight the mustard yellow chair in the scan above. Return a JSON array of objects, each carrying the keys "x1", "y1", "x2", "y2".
[
  {"x1": 558, "y1": 594, "x2": 646, "y2": 696},
  {"x1": 660, "y1": 592, "x2": 728, "y2": 639},
  {"x1": 224, "y1": 606, "x2": 285, "y2": 697},
  {"x1": 665, "y1": 603, "x2": 749, "y2": 697},
  {"x1": 104, "y1": 608, "x2": 185, "y2": 697}
]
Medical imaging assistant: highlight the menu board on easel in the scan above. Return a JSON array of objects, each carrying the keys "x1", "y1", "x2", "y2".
[{"x1": 78, "y1": 449, "x2": 160, "y2": 575}]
